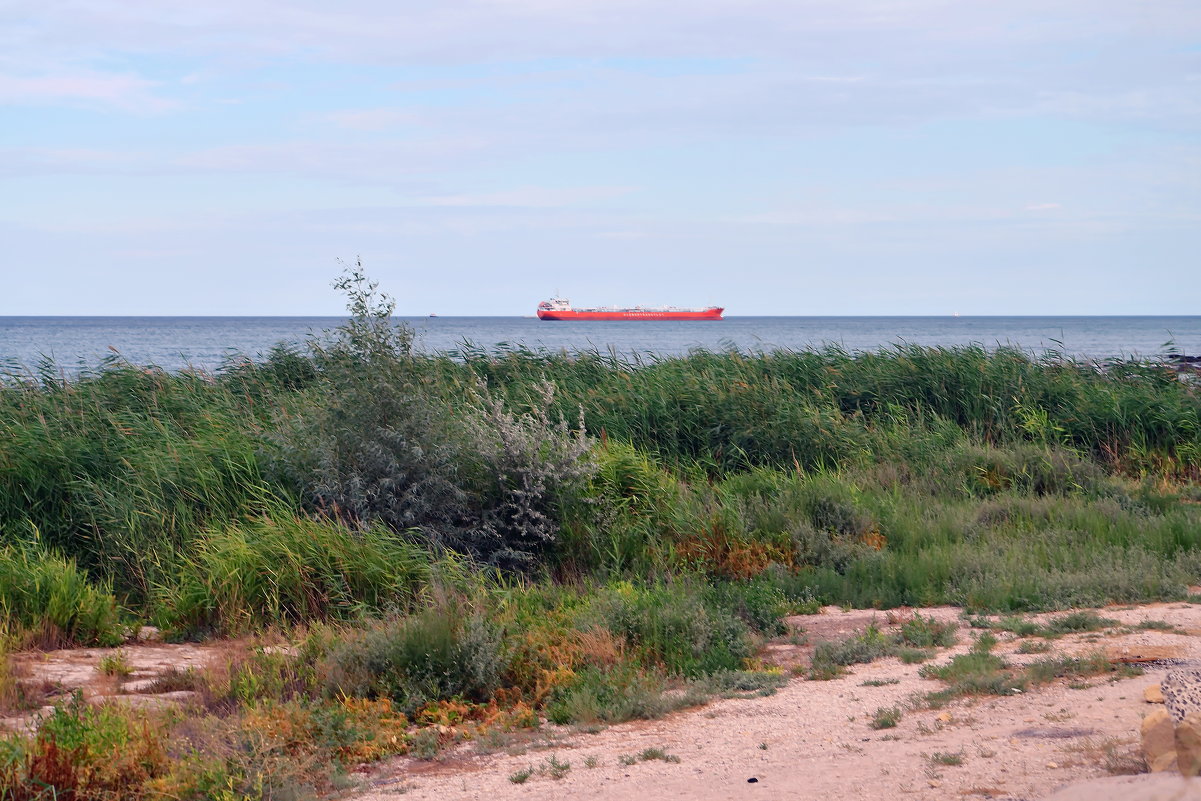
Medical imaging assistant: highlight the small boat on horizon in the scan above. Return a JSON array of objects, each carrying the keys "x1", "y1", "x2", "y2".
[{"x1": 537, "y1": 297, "x2": 723, "y2": 321}]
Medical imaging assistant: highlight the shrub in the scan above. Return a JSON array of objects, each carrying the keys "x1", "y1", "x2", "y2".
[
  {"x1": 705, "y1": 580, "x2": 789, "y2": 636},
  {"x1": 930, "y1": 750, "x2": 965, "y2": 766},
  {"x1": 0, "y1": 543, "x2": 122, "y2": 647},
  {"x1": 545, "y1": 665, "x2": 670, "y2": 725},
  {"x1": 634, "y1": 747, "x2": 680, "y2": 763},
  {"x1": 918, "y1": 643, "x2": 1026, "y2": 704},
  {"x1": 1023, "y1": 652, "x2": 1141, "y2": 684},
  {"x1": 267, "y1": 267, "x2": 596, "y2": 570},
  {"x1": 899, "y1": 614, "x2": 958, "y2": 648},
  {"x1": 808, "y1": 624, "x2": 895, "y2": 679},
  {"x1": 586, "y1": 582, "x2": 753, "y2": 677},
  {"x1": 966, "y1": 611, "x2": 1116, "y2": 640},
  {"x1": 898, "y1": 647, "x2": 933, "y2": 664},
  {"x1": 98, "y1": 651, "x2": 132, "y2": 678},
  {"x1": 265, "y1": 367, "x2": 475, "y2": 549},
  {"x1": 456, "y1": 382, "x2": 596, "y2": 569},
  {"x1": 0, "y1": 692, "x2": 170, "y2": 799},
  {"x1": 697, "y1": 670, "x2": 787, "y2": 697},
  {"x1": 157, "y1": 512, "x2": 431, "y2": 637},
  {"x1": 1042, "y1": 611, "x2": 1117, "y2": 635},
  {"x1": 870, "y1": 706, "x2": 902, "y2": 729},
  {"x1": 200, "y1": 642, "x2": 323, "y2": 710},
  {"x1": 322, "y1": 603, "x2": 506, "y2": 715}
]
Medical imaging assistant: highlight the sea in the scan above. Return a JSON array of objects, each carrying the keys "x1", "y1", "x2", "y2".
[{"x1": 1, "y1": 316, "x2": 1199, "y2": 374}]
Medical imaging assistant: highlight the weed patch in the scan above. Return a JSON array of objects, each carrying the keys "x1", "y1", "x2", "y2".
[
  {"x1": 97, "y1": 651, "x2": 132, "y2": 678},
  {"x1": 323, "y1": 604, "x2": 506, "y2": 715},
  {"x1": 620, "y1": 747, "x2": 681, "y2": 765},
  {"x1": 930, "y1": 750, "x2": 965, "y2": 766},
  {"x1": 808, "y1": 618, "x2": 958, "y2": 679},
  {"x1": 870, "y1": 706, "x2": 902, "y2": 729}
]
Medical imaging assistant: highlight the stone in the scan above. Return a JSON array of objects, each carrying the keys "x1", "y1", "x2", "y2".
[
  {"x1": 1146, "y1": 684, "x2": 1166, "y2": 704},
  {"x1": 1178, "y1": 712, "x2": 1201, "y2": 777},
  {"x1": 1142, "y1": 707, "x2": 1178, "y2": 773},
  {"x1": 1162, "y1": 669, "x2": 1201, "y2": 723},
  {"x1": 134, "y1": 626, "x2": 162, "y2": 643}
]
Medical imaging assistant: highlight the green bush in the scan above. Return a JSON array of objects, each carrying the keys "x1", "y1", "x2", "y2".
[
  {"x1": 1042, "y1": 611, "x2": 1117, "y2": 635},
  {"x1": 0, "y1": 692, "x2": 170, "y2": 799},
  {"x1": 899, "y1": 614, "x2": 958, "y2": 648},
  {"x1": 808, "y1": 624, "x2": 895, "y2": 679},
  {"x1": 870, "y1": 706, "x2": 902, "y2": 729},
  {"x1": 545, "y1": 664, "x2": 670, "y2": 725},
  {"x1": 157, "y1": 512, "x2": 431, "y2": 637},
  {"x1": 266, "y1": 267, "x2": 596, "y2": 570},
  {"x1": 919, "y1": 640, "x2": 1025, "y2": 701},
  {"x1": 0, "y1": 542, "x2": 122, "y2": 646},
  {"x1": 586, "y1": 582, "x2": 754, "y2": 677},
  {"x1": 705, "y1": 580, "x2": 789, "y2": 636},
  {"x1": 322, "y1": 603, "x2": 506, "y2": 714}
]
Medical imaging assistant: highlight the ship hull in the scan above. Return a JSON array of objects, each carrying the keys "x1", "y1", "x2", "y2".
[{"x1": 538, "y1": 307, "x2": 723, "y2": 321}]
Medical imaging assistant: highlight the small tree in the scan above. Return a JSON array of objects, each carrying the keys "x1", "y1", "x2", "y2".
[
  {"x1": 324, "y1": 258, "x2": 412, "y2": 363},
  {"x1": 267, "y1": 262, "x2": 596, "y2": 570}
]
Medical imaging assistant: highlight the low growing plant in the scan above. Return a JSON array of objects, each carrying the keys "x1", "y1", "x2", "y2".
[
  {"x1": 97, "y1": 651, "x2": 132, "y2": 678},
  {"x1": 159, "y1": 512, "x2": 431, "y2": 637},
  {"x1": 870, "y1": 706, "x2": 902, "y2": 730},
  {"x1": 0, "y1": 543, "x2": 123, "y2": 647},
  {"x1": 323, "y1": 603, "x2": 506, "y2": 716}
]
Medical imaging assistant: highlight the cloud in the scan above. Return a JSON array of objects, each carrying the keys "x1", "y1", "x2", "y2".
[
  {"x1": 420, "y1": 186, "x2": 636, "y2": 208},
  {"x1": 326, "y1": 108, "x2": 424, "y2": 131},
  {"x1": 596, "y1": 230, "x2": 647, "y2": 239},
  {"x1": 0, "y1": 70, "x2": 174, "y2": 111},
  {"x1": 4, "y1": 0, "x2": 1200, "y2": 132},
  {"x1": 1025, "y1": 203, "x2": 1062, "y2": 211},
  {"x1": 172, "y1": 139, "x2": 493, "y2": 178},
  {"x1": 0, "y1": 147, "x2": 148, "y2": 177},
  {"x1": 12, "y1": 0, "x2": 1193, "y2": 63}
]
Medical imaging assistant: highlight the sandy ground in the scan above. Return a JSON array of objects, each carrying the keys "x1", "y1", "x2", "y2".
[
  {"x1": 8, "y1": 605, "x2": 1201, "y2": 801},
  {"x1": 351, "y1": 602, "x2": 1201, "y2": 801},
  {"x1": 2, "y1": 636, "x2": 224, "y2": 730}
]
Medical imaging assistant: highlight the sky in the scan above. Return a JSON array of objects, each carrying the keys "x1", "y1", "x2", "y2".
[{"x1": 2, "y1": 1, "x2": 1199, "y2": 316}]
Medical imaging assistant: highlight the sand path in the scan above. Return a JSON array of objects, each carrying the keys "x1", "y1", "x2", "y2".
[{"x1": 352, "y1": 603, "x2": 1201, "y2": 801}]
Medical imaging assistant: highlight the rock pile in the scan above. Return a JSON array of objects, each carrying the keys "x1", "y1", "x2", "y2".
[{"x1": 1142, "y1": 672, "x2": 1201, "y2": 776}]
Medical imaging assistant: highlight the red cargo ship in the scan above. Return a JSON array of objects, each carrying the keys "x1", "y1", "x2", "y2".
[{"x1": 536, "y1": 298, "x2": 724, "y2": 321}]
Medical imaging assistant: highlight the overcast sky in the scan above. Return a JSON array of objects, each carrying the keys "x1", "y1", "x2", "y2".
[{"x1": 3, "y1": 1, "x2": 1199, "y2": 315}]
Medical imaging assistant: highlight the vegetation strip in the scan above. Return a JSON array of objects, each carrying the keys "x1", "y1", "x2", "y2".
[{"x1": 0, "y1": 268, "x2": 1198, "y2": 799}]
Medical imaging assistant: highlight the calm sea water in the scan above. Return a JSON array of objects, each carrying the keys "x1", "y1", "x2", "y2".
[{"x1": 1, "y1": 316, "x2": 1199, "y2": 374}]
